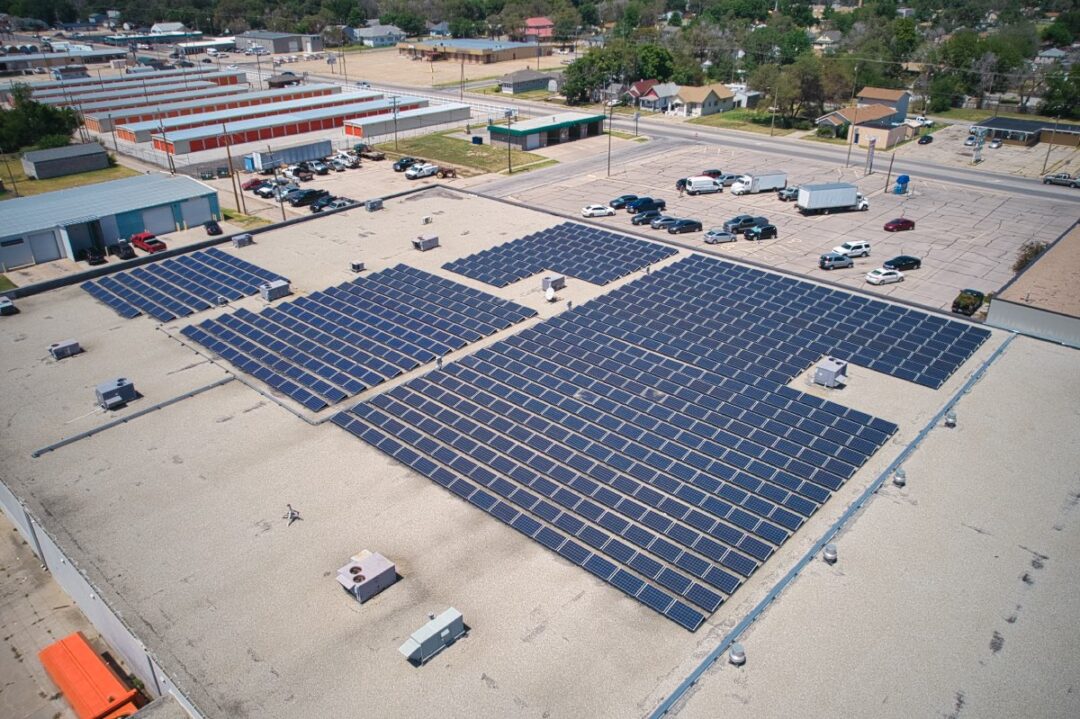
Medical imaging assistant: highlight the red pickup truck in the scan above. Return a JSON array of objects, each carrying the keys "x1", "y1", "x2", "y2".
[{"x1": 130, "y1": 232, "x2": 167, "y2": 253}]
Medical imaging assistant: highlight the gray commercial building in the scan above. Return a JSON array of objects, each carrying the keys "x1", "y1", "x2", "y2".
[
  {"x1": 21, "y1": 143, "x2": 110, "y2": 180},
  {"x1": 234, "y1": 32, "x2": 323, "y2": 54},
  {"x1": 498, "y1": 69, "x2": 555, "y2": 95},
  {"x1": 0, "y1": 174, "x2": 220, "y2": 270}
]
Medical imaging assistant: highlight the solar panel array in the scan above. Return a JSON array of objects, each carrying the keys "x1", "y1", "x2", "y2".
[
  {"x1": 82, "y1": 247, "x2": 286, "y2": 322},
  {"x1": 442, "y1": 221, "x2": 678, "y2": 287},
  {"x1": 180, "y1": 265, "x2": 537, "y2": 412}
]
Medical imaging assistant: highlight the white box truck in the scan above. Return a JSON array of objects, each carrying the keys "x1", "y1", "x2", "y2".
[
  {"x1": 730, "y1": 171, "x2": 787, "y2": 195},
  {"x1": 685, "y1": 176, "x2": 723, "y2": 195},
  {"x1": 796, "y1": 183, "x2": 870, "y2": 215}
]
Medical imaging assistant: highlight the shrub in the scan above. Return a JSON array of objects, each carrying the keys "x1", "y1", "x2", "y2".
[{"x1": 1012, "y1": 241, "x2": 1047, "y2": 273}]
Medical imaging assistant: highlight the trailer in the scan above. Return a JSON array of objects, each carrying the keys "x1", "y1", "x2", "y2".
[
  {"x1": 730, "y1": 171, "x2": 787, "y2": 195},
  {"x1": 244, "y1": 140, "x2": 334, "y2": 171},
  {"x1": 796, "y1": 182, "x2": 870, "y2": 215}
]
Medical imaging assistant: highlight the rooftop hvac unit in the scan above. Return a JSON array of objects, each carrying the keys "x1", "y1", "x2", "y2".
[
  {"x1": 48, "y1": 339, "x2": 82, "y2": 360},
  {"x1": 365, "y1": 198, "x2": 383, "y2": 212},
  {"x1": 95, "y1": 377, "x2": 136, "y2": 410},
  {"x1": 813, "y1": 356, "x2": 848, "y2": 388},
  {"x1": 542, "y1": 274, "x2": 566, "y2": 292},
  {"x1": 260, "y1": 279, "x2": 291, "y2": 301},
  {"x1": 231, "y1": 233, "x2": 253, "y2": 248},
  {"x1": 422, "y1": 215, "x2": 432, "y2": 225},
  {"x1": 335, "y1": 550, "x2": 397, "y2": 603},
  {"x1": 350, "y1": 261, "x2": 365, "y2": 273},
  {"x1": 413, "y1": 234, "x2": 439, "y2": 252},
  {"x1": 398, "y1": 608, "x2": 466, "y2": 666},
  {"x1": 0, "y1": 297, "x2": 16, "y2": 316}
]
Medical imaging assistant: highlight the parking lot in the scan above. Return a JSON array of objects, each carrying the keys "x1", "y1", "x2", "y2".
[
  {"x1": 893, "y1": 122, "x2": 1080, "y2": 179},
  {"x1": 505, "y1": 142, "x2": 1079, "y2": 312}
]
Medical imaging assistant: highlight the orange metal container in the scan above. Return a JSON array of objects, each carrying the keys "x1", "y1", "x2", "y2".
[{"x1": 38, "y1": 632, "x2": 138, "y2": 719}]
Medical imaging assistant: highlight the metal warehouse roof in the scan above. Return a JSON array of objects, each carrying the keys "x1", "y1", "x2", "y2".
[
  {"x1": 75, "y1": 85, "x2": 248, "y2": 113},
  {"x1": 489, "y1": 111, "x2": 605, "y2": 136},
  {"x1": 157, "y1": 96, "x2": 425, "y2": 141},
  {"x1": 83, "y1": 84, "x2": 342, "y2": 122},
  {"x1": 121, "y1": 92, "x2": 379, "y2": 134},
  {"x1": 411, "y1": 38, "x2": 535, "y2": 50},
  {"x1": 39, "y1": 80, "x2": 220, "y2": 105},
  {"x1": 238, "y1": 31, "x2": 314, "y2": 40},
  {"x1": 30, "y1": 71, "x2": 229, "y2": 99},
  {"x1": 0, "y1": 67, "x2": 218, "y2": 94},
  {"x1": 0, "y1": 174, "x2": 216, "y2": 239},
  {"x1": 343, "y1": 103, "x2": 470, "y2": 127},
  {"x1": 0, "y1": 49, "x2": 125, "y2": 62},
  {"x1": 22, "y1": 142, "x2": 107, "y2": 163}
]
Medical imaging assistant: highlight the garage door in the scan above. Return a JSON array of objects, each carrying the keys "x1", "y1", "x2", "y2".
[
  {"x1": 141, "y1": 205, "x2": 176, "y2": 235},
  {"x1": 28, "y1": 231, "x2": 62, "y2": 263},
  {"x1": 180, "y1": 196, "x2": 212, "y2": 228},
  {"x1": 0, "y1": 237, "x2": 35, "y2": 271}
]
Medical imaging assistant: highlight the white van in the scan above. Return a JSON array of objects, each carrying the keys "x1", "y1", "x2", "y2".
[{"x1": 685, "y1": 176, "x2": 722, "y2": 195}]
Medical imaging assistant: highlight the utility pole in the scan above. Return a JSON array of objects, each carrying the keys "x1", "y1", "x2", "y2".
[
  {"x1": 107, "y1": 113, "x2": 119, "y2": 153},
  {"x1": 606, "y1": 104, "x2": 614, "y2": 176},
  {"x1": 1042, "y1": 115, "x2": 1060, "y2": 175},
  {"x1": 221, "y1": 123, "x2": 242, "y2": 214},
  {"x1": 845, "y1": 64, "x2": 861, "y2": 169},
  {"x1": 769, "y1": 87, "x2": 778, "y2": 137},
  {"x1": 0, "y1": 147, "x2": 20, "y2": 196},
  {"x1": 505, "y1": 109, "x2": 514, "y2": 174},
  {"x1": 392, "y1": 95, "x2": 399, "y2": 151}
]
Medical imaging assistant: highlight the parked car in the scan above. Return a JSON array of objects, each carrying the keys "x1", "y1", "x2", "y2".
[
  {"x1": 700, "y1": 169, "x2": 723, "y2": 178},
  {"x1": 883, "y1": 255, "x2": 922, "y2": 271},
  {"x1": 130, "y1": 232, "x2": 167, "y2": 253},
  {"x1": 964, "y1": 135, "x2": 977, "y2": 147},
  {"x1": 241, "y1": 177, "x2": 266, "y2": 191},
  {"x1": 723, "y1": 215, "x2": 768, "y2": 233},
  {"x1": 866, "y1": 268, "x2": 904, "y2": 285},
  {"x1": 329, "y1": 160, "x2": 346, "y2": 172},
  {"x1": 704, "y1": 227, "x2": 737, "y2": 244},
  {"x1": 631, "y1": 209, "x2": 662, "y2": 225},
  {"x1": 582, "y1": 204, "x2": 615, "y2": 217},
  {"x1": 951, "y1": 289, "x2": 986, "y2": 316},
  {"x1": 989, "y1": 138, "x2": 1003, "y2": 149},
  {"x1": 273, "y1": 184, "x2": 301, "y2": 201},
  {"x1": 1042, "y1": 172, "x2": 1079, "y2": 188},
  {"x1": 326, "y1": 198, "x2": 355, "y2": 210},
  {"x1": 310, "y1": 161, "x2": 329, "y2": 175},
  {"x1": 203, "y1": 220, "x2": 222, "y2": 236},
  {"x1": 744, "y1": 224, "x2": 778, "y2": 240},
  {"x1": 819, "y1": 252, "x2": 854, "y2": 270},
  {"x1": 86, "y1": 247, "x2": 107, "y2": 265},
  {"x1": 393, "y1": 156, "x2": 421, "y2": 172},
  {"x1": 626, "y1": 197, "x2": 667, "y2": 213},
  {"x1": 405, "y1": 162, "x2": 439, "y2": 179},
  {"x1": 112, "y1": 241, "x2": 136, "y2": 260},
  {"x1": 289, "y1": 188, "x2": 330, "y2": 207},
  {"x1": 355, "y1": 143, "x2": 385, "y2": 160},
  {"x1": 776, "y1": 186, "x2": 799, "y2": 201},
  {"x1": 917, "y1": 134, "x2": 933, "y2": 145},
  {"x1": 310, "y1": 194, "x2": 337, "y2": 212},
  {"x1": 176, "y1": 60, "x2": 194, "y2": 67},
  {"x1": 714, "y1": 173, "x2": 742, "y2": 187},
  {"x1": 650, "y1": 215, "x2": 680, "y2": 230},
  {"x1": 668, "y1": 219, "x2": 703, "y2": 234},
  {"x1": 832, "y1": 240, "x2": 871, "y2": 258},
  {"x1": 884, "y1": 217, "x2": 915, "y2": 232},
  {"x1": 609, "y1": 194, "x2": 639, "y2": 209}
]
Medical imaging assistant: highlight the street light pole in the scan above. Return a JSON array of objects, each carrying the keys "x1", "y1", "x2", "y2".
[
  {"x1": 1042, "y1": 115, "x2": 1060, "y2": 175},
  {"x1": 769, "y1": 88, "x2": 778, "y2": 137},
  {"x1": 392, "y1": 96, "x2": 399, "y2": 150},
  {"x1": 505, "y1": 109, "x2": 514, "y2": 174},
  {"x1": 606, "y1": 104, "x2": 614, "y2": 176}
]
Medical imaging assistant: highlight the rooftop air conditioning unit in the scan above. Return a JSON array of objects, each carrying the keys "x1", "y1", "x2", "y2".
[
  {"x1": 231, "y1": 233, "x2": 253, "y2": 248},
  {"x1": 0, "y1": 297, "x2": 16, "y2": 316},
  {"x1": 813, "y1": 356, "x2": 848, "y2": 388},
  {"x1": 398, "y1": 608, "x2": 466, "y2": 666},
  {"x1": 365, "y1": 198, "x2": 383, "y2": 212},
  {"x1": 95, "y1": 377, "x2": 136, "y2": 410},
  {"x1": 542, "y1": 274, "x2": 565, "y2": 292},
  {"x1": 48, "y1": 339, "x2": 82, "y2": 360},
  {"x1": 260, "y1": 279, "x2": 291, "y2": 301},
  {"x1": 335, "y1": 550, "x2": 396, "y2": 603},
  {"x1": 350, "y1": 261, "x2": 365, "y2": 273},
  {"x1": 413, "y1": 234, "x2": 439, "y2": 252}
]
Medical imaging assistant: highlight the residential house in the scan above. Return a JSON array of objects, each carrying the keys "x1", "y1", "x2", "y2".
[
  {"x1": 523, "y1": 17, "x2": 554, "y2": 41},
  {"x1": 638, "y1": 82, "x2": 679, "y2": 112},
  {"x1": 150, "y1": 22, "x2": 187, "y2": 34},
  {"x1": 349, "y1": 23, "x2": 407, "y2": 47},
  {"x1": 499, "y1": 68, "x2": 554, "y2": 94},
  {"x1": 426, "y1": 21, "x2": 451, "y2": 37},
  {"x1": 669, "y1": 83, "x2": 735, "y2": 117},
  {"x1": 730, "y1": 86, "x2": 762, "y2": 109},
  {"x1": 815, "y1": 103, "x2": 898, "y2": 135},
  {"x1": 594, "y1": 81, "x2": 629, "y2": 104},
  {"x1": 812, "y1": 30, "x2": 842, "y2": 55},
  {"x1": 1035, "y1": 48, "x2": 1068, "y2": 66},
  {"x1": 855, "y1": 86, "x2": 911, "y2": 123},
  {"x1": 627, "y1": 79, "x2": 658, "y2": 103}
]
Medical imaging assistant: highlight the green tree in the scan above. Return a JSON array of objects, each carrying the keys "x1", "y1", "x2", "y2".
[
  {"x1": 1040, "y1": 21, "x2": 1072, "y2": 48},
  {"x1": 891, "y1": 18, "x2": 919, "y2": 60},
  {"x1": 638, "y1": 44, "x2": 675, "y2": 81},
  {"x1": 0, "y1": 85, "x2": 78, "y2": 151},
  {"x1": 1039, "y1": 66, "x2": 1080, "y2": 119},
  {"x1": 928, "y1": 74, "x2": 963, "y2": 112}
]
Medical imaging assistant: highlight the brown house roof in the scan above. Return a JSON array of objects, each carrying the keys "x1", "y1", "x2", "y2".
[
  {"x1": 629, "y1": 79, "x2": 657, "y2": 97},
  {"x1": 677, "y1": 83, "x2": 734, "y2": 103},
  {"x1": 817, "y1": 103, "x2": 897, "y2": 126},
  {"x1": 857, "y1": 86, "x2": 910, "y2": 102}
]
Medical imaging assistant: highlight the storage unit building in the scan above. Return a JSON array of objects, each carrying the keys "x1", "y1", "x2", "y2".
[
  {"x1": 343, "y1": 103, "x2": 472, "y2": 140},
  {"x1": 83, "y1": 84, "x2": 344, "y2": 133},
  {"x1": 0, "y1": 174, "x2": 219, "y2": 271},
  {"x1": 25, "y1": 70, "x2": 228, "y2": 101},
  {"x1": 488, "y1": 112, "x2": 604, "y2": 151},
  {"x1": 154, "y1": 97, "x2": 426, "y2": 154},
  {"x1": 0, "y1": 49, "x2": 128, "y2": 75},
  {"x1": 116, "y1": 91, "x2": 381, "y2": 142},
  {"x1": 21, "y1": 143, "x2": 109, "y2": 179},
  {"x1": 36, "y1": 72, "x2": 246, "y2": 106},
  {"x1": 74, "y1": 85, "x2": 250, "y2": 118},
  {"x1": 0, "y1": 67, "x2": 221, "y2": 101},
  {"x1": 234, "y1": 32, "x2": 324, "y2": 54}
]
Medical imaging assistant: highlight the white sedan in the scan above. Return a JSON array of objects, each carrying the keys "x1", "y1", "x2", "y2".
[
  {"x1": 866, "y1": 268, "x2": 904, "y2": 285},
  {"x1": 581, "y1": 204, "x2": 616, "y2": 217}
]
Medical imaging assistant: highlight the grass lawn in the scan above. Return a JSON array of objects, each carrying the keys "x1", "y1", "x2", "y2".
[
  {"x1": 471, "y1": 86, "x2": 552, "y2": 101},
  {"x1": 802, "y1": 134, "x2": 849, "y2": 145},
  {"x1": 0, "y1": 155, "x2": 138, "y2": 201},
  {"x1": 608, "y1": 130, "x2": 648, "y2": 142},
  {"x1": 688, "y1": 110, "x2": 798, "y2": 136},
  {"x1": 222, "y1": 209, "x2": 272, "y2": 229},
  {"x1": 0, "y1": 274, "x2": 16, "y2": 292},
  {"x1": 375, "y1": 132, "x2": 551, "y2": 175}
]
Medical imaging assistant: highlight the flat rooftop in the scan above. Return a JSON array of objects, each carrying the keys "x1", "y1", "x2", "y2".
[
  {"x1": 997, "y1": 222, "x2": 1080, "y2": 317},
  {"x1": 416, "y1": 38, "x2": 537, "y2": 50},
  {"x1": 492, "y1": 111, "x2": 606, "y2": 135},
  {"x1": 972, "y1": 116, "x2": 1080, "y2": 135},
  {"x1": 1, "y1": 188, "x2": 1078, "y2": 718}
]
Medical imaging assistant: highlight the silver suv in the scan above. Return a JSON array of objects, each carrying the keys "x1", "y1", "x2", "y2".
[
  {"x1": 819, "y1": 252, "x2": 854, "y2": 270},
  {"x1": 832, "y1": 240, "x2": 871, "y2": 258}
]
